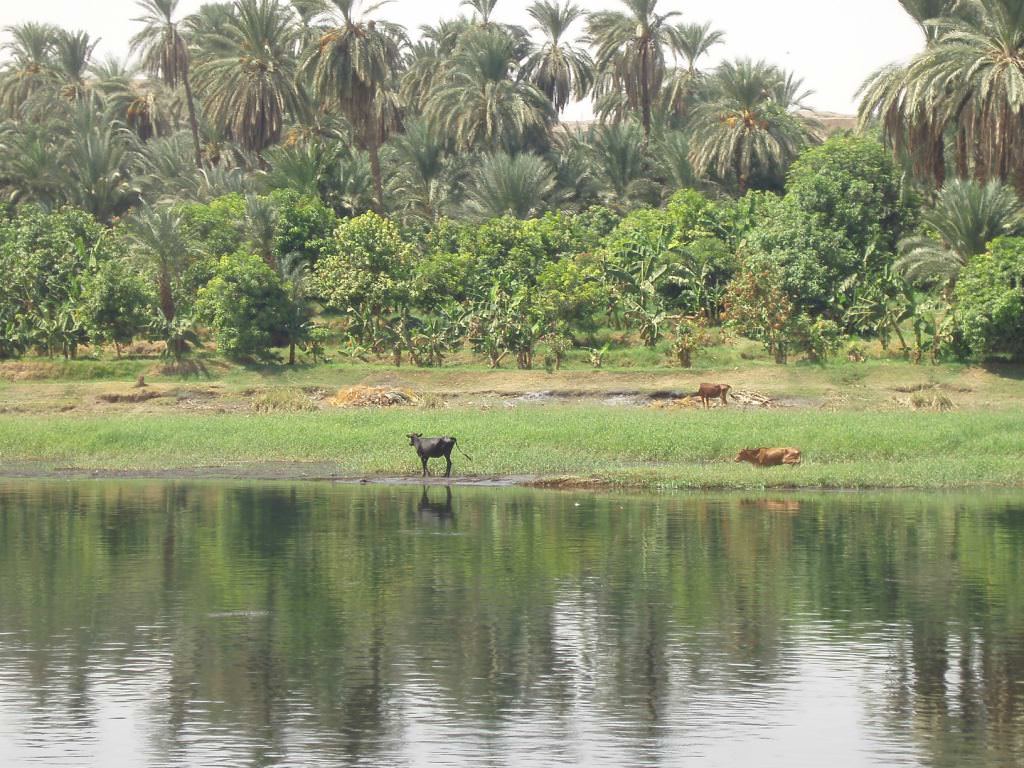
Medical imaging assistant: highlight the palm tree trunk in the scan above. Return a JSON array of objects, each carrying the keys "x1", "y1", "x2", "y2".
[
  {"x1": 368, "y1": 136, "x2": 385, "y2": 212},
  {"x1": 956, "y1": 130, "x2": 968, "y2": 179},
  {"x1": 931, "y1": 134, "x2": 945, "y2": 188},
  {"x1": 158, "y1": 273, "x2": 176, "y2": 322},
  {"x1": 734, "y1": 140, "x2": 748, "y2": 194},
  {"x1": 183, "y1": 68, "x2": 203, "y2": 170},
  {"x1": 640, "y1": 42, "x2": 652, "y2": 142}
]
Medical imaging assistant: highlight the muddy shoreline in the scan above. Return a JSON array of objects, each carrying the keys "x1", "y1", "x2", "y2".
[
  {"x1": 3, "y1": 463, "x2": 1020, "y2": 493},
  {"x1": 0, "y1": 461, "x2": 547, "y2": 487}
]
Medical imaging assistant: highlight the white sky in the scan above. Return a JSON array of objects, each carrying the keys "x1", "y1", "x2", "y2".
[{"x1": 0, "y1": 0, "x2": 924, "y2": 117}]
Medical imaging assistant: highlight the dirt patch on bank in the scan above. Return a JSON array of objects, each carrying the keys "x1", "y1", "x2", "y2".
[
  {"x1": 96, "y1": 389, "x2": 167, "y2": 404},
  {"x1": 330, "y1": 386, "x2": 420, "y2": 408}
]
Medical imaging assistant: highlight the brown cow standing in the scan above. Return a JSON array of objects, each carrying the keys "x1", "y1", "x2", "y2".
[
  {"x1": 695, "y1": 383, "x2": 731, "y2": 408},
  {"x1": 734, "y1": 447, "x2": 802, "y2": 467}
]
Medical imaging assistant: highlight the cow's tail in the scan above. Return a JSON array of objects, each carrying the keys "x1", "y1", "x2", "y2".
[{"x1": 454, "y1": 438, "x2": 473, "y2": 461}]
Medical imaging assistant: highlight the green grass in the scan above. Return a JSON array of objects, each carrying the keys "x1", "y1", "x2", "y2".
[
  {"x1": 1, "y1": 407, "x2": 1022, "y2": 490},
  {"x1": 0, "y1": 358, "x2": 154, "y2": 381}
]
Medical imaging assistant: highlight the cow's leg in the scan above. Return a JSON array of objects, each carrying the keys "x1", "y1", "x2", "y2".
[
  {"x1": 422, "y1": 456, "x2": 429, "y2": 477},
  {"x1": 720, "y1": 392, "x2": 728, "y2": 406},
  {"x1": 444, "y1": 454, "x2": 452, "y2": 477}
]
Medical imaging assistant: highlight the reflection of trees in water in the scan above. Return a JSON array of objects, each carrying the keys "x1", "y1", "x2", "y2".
[{"x1": 0, "y1": 483, "x2": 1022, "y2": 764}]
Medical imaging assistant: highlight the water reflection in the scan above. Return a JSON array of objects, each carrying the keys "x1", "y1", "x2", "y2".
[{"x1": 0, "y1": 481, "x2": 1022, "y2": 767}]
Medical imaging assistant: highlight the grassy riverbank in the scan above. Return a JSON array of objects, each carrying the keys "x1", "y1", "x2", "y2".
[{"x1": 1, "y1": 407, "x2": 1022, "y2": 490}]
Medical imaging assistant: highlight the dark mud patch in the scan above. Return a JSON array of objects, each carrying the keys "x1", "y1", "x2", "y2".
[
  {"x1": 892, "y1": 382, "x2": 974, "y2": 394},
  {"x1": 96, "y1": 390, "x2": 166, "y2": 404}
]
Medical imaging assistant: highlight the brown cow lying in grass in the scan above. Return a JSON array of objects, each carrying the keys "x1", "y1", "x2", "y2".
[
  {"x1": 694, "y1": 383, "x2": 731, "y2": 408},
  {"x1": 734, "y1": 447, "x2": 802, "y2": 467}
]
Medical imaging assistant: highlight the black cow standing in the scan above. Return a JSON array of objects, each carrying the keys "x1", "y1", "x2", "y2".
[{"x1": 406, "y1": 433, "x2": 471, "y2": 477}]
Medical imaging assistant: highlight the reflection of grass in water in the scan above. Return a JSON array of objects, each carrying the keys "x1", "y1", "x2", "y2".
[{"x1": 1, "y1": 407, "x2": 1022, "y2": 490}]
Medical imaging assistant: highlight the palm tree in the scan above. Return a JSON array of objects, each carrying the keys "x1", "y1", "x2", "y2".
[
  {"x1": 62, "y1": 111, "x2": 139, "y2": 222},
  {"x1": 89, "y1": 56, "x2": 168, "y2": 141},
  {"x1": 245, "y1": 193, "x2": 279, "y2": 268},
  {"x1": 660, "y1": 21, "x2": 723, "y2": 122},
  {"x1": 0, "y1": 22, "x2": 59, "y2": 116},
  {"x1": 0, "y1": 125, "x2": 64, "y2": 209},
  {"x1": 400, "y1": 40, "x2": 445, "y2": 114},
  {"x1": 587, "y1": 120, "x2": 648, "y2": 205},
  {"x1": 301, "y1": 0, "x2": 408, "y2": 209},
  {"x1": 332, "y1": 149, "x2": 376, "y2": 215},
  {"x1": 192, "y1": 0, "x2": 300, "y2": 155},
  {"x1": 855, "y1": 1, "x2": 964, "y2": 184},
  {"x1": 184, "y1": 3, "x2": 238, "y2": 55},
  {"x1": 386, "y1": 118, "x2": 451, "y2": 223},
  {"x1": 464, "y1": 151, "x2": 556, "y2": 219},
  {"x1": 858, "y1": 0, "x2": 1024, "y2": 190},
  {"x1": 290, "y1": 0, "x2": 329, "y2": 45},
  {"x1": 897, "y1": 179, "x2": 1022, "y2": 288},
  {"x1": 462, "y1": 0, "x2": 530, "y2": 47},
  {"x1": 264, "y1": 136, "x2": 373, "y2": 214},
  {"x1": 278, "y1": 252, "x2": 312, "y2": 364},
  {"x1": 134, "y1": 130, "x2": 204, "y2": 200},
  {"x1": 586, "y1": 0, "x2": 682, "y2": 140},
  {"x1": 462, "y1": 0, "x2": 499, "y2": 25},
  {"x1": 545, "y1": 129, "x2": 601, "y2": 208},
  {"x1": 126, "y1": 204, "x2": 194, "y2": 322},
  {"x1": 52, "y1": 30, "x2": 98, "y2": 101},
  {"x1": 262, "y1": 138, "x2": 342, "y2": 197},
  {"x1": 674, "y1": 21, "x2": 724, "y2": 75},
  {"x1": 654, "y1": 129, "x2": 695, "y2": 190},
  {"x1": 524, "y1": 0, "x2": 593, "y2": 114},
  {"x1": 130, "y1": 0, "x2": 203, "y2": 167},
  {"x1": 191, "y1": 164, "x2": 256, "y2": 199},
  {"x1": 688, "y1": 58, "x2": 817, "y2": 193},
  {"x1": 898, "y1": 0, "x2": 965, "y2": 40},
  {"x1": 425, "y1": 26, "x2": 552, "y2": 153},
  {"x1": 421, "y1": 17, "x2": 474, "y2": 54}
]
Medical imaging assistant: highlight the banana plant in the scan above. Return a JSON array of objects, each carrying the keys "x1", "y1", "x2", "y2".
[
  {"x1": 622, "y1": 297, "x2": 670, "y2": 347},
  {"x1": 842, "y1": 264, "x2": 914, "y2": 354},
  {"x1": 149, "y1": 311, "x2": 202, "y2": 362},
  {"x1": 466, "y1": 285, "x2": 515, "y2": 369},
  {"x1": 413, "y1": 308, "x2": 463, "y2": 368},
  {"x1": 602, "y1": 226, "x2": 681, "y2": 345},
  {"x1": 911, "y1": 298, "x2": 954, "y2": 365}
]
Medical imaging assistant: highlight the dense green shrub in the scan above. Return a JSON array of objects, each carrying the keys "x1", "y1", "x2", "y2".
[
  {"x1": 536, "y1": 256, "x2": 609, "y2": 331},
  {"x1": 955, "y1": 237, "x2": 1024, "y2": 360},
  {"x1": 0, "y1": 207, "x2": 114, "y2": 357},
  {"x1": 312, "y1": 212, "x2": 413, "y2": 316},
  {"x1": 270, "y1": 189, "x2": 337, "y2": 266},
  {"x1": 411, "y1": 250, "x2": 478, "y2": 309},
  {"x1": 786, "y1": 135, "x2": 912, "y2": 257},
  {"x1": 79, "y1": 259, "x2": 155, "y2": 353},
  {"x1": 196, "y1": 252, "x2": 292, "y2": 359},
  {"x1": 178, "y1": 195, "x2": 246, "y2": 258},
  {"x1": 738, "y1": 202, "x2": 856, "y2": 317}
]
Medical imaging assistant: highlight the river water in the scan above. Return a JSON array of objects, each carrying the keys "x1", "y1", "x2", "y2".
[{"x1": 0, "y1": 480, "x2": 1021, "y2": 767}]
